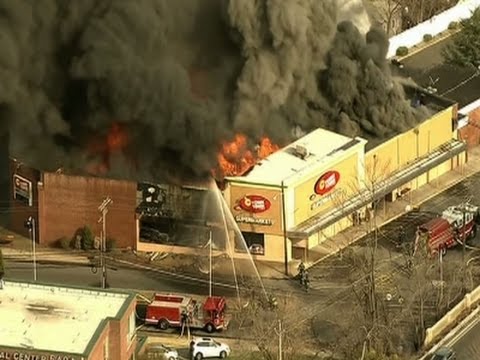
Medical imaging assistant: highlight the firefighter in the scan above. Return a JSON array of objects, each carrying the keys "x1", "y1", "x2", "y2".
[
  {"x1": 298, "y1": 262, "x2": 306, "y2": 285},
  {"x1": 303, "y1": 270, "x2": 310, "y2": 292},
  {"x1": 397, "y1": 226, "x2": 406, "y2": 247},
  {"x1": 180, "y1": 309, "x2": 189, "y2": 338}
]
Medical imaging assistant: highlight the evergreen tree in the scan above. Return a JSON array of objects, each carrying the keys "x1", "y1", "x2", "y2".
[{"x1": 443, "y1": 8, "x2": 480, "y2": 68}]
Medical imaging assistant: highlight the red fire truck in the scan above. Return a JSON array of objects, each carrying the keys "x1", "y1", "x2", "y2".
[
  {"x1": 417, "y1": 204, "x2": 479, "y2": 256},
  {"x1": 145, "y1": 293, "x2": 228, "y2": 333}
]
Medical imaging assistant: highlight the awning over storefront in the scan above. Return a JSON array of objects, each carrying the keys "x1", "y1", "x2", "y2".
[{"x1": 287, "y1": 139, "x2": 467, "y2": 240}]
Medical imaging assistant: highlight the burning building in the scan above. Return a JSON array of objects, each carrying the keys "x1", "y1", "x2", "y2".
[
  {"x1": 222, "y1": 90, "x2": 466, "y2": 262},
  {"x1": 0, "y1": 1, "x2": 470, "y2": 265},
  {"x1": 7, "y1": 87, "x2": 466, "y2": 265}
]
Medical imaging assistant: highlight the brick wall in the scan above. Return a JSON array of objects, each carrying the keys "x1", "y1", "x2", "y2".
[
  {"x1": 9, "y1": 159, "x2": 41, "y2": 240},
  {"x1": 82, "y1": 298, "x2": 137, "y2": 360},
  {"x1": 117, "y1": 301, "x2": 137, "y2": 360},
  {"x1": 459, "y1": 108, "x2": 480, "y2": 147},
  {"x1": 38, "y1": 173, "x2": 137, "y2": 248},
  {"x1": 87, "y1": 323, "x2": 109, "y2": 360}
]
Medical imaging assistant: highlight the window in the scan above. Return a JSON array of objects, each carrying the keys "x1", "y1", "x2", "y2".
[{"x1": 239, "y1": 232, "x2": 265, "y2": 256}]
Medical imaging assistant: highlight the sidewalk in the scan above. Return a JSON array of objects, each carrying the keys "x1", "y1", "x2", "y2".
[{"x1": 0, "y1": 231, "x2": 90, "y2": 265}]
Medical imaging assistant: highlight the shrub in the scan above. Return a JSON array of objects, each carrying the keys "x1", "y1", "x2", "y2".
[
  {"x1": 77, "y1": 226, "x2": 95, "y2": 250},
  {"x1": 396, "y1": 46, "x2": 408, "y2": 56},
  {"x1": 106, "y1": 238, "x2": 117, "y2": 252},
  {"x1": 423, "y1": 33, "x2": 433, "y2": 42},
  {"x1": 57, "y1": 236, "x2": 72, "y2": 250},
  {"x1": 448, "y1": 21, "x2": 459, "y2": 30}
]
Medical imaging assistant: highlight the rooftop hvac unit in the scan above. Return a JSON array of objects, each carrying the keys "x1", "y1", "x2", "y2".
[{"x1": 294, "y1": 145, "x2": 309, "y2": 159}]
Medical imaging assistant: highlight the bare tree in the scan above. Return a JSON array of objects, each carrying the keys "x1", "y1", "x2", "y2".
[
  {"x1": 328, "y1": 155, "x2": 402, "y2": 357},
  {"x1": 401, "y1": 0, "x2": 459, "y2": 30},
  {"x1": 368, "y1": 0, "x2": 405, "y2": 36},
  {"x1": 231, "y1": 289, "x2": 311, "y2": 360},
  {"x1": 384, "y1": 228, "x2": 466, "y2": 352},
  {"x1": 368, "y1": 0, "x2": 459, "y2": 34}
]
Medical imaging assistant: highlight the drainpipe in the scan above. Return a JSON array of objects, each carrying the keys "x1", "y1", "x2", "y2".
[{"x1": 281, "y1": 181, "x2": 289, "y2": 276}]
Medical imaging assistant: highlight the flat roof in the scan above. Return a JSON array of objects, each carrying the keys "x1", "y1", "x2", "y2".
[
  {"x1": 0, "y1": 281, "x2": 133, "y2": 355},
  {"x1": 395, "y1": 35, "x2": 480, "y2": 108},
  {"x1": 226, "y1": 128, "x2": 366, "y2": 187}
]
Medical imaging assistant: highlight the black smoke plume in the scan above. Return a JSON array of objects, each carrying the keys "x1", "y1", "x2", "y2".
[{"x1": 0, "y1": 0, "x2": 427, "y2": 182}]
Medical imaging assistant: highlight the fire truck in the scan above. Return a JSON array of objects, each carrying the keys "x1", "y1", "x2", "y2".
[
  {"x1": 417, "y1": 203, "x2": 479, "y2": 256},
  {"x1": 144, "y1": 293, "x2": 228, "y2": 333}
]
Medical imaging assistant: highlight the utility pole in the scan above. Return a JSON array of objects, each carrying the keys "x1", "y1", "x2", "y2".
[
  {"x1": 25, "y1": 216, "x2": 37, "y2": 282},
  {"x1": 277, "y1": 320, "x2": 283, "y2": 360},
  {"x1": 98, "y1": 197, "x2": 113, "y2": 289}
]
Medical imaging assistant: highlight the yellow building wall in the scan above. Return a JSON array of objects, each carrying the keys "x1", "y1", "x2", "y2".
[
  {"x1": 313, "y1": 216, "x2": 353, "y2": 248},
  {"x1": 263, "y1": 234, "x2": 290, "y2": 262},
  {"x1": 366, "y1": 106, "x2": 454, "y2": 179},
  {"x1": 419, "y1": 108, "x2": 454, "y2": 151},
  {"x1": 293, "y1": 152, "x2": 360, "y2": 226},
  {"x1": 365, "y1": 138, "x2": 399, "y2": 178},
  {"x1": 398, "y1": 130, "x2": 417, "y2": 166}
]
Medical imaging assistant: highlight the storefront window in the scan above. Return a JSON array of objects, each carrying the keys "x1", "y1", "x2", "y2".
[{"x1": 237, "y1": 232, "x2": 265, "y2": 256}]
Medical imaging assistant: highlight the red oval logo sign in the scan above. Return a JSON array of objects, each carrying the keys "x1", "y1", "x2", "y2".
[
  {"x1": 236, "y1": 195, "x2": 271, "y2": 213},
  {"x1": 314, "y1": 171, "x2": 340, "y2": 196}
]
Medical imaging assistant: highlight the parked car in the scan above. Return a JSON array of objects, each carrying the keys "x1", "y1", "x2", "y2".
[
  {"x1": 140, "y1": 227, "x2": 169, "y2": 244},
  {"x1": 145, "y1": 343, "x2": 178, "y2": 360},
  {"x1": 430, "y1": 346, "x2": 456, "y2": 360},
  {"x1": 190, "y1": 337, "x2": 231, "y2": 359},
  {"x1": 248, "y1": 244, "x2": 264, "y2": 255}
]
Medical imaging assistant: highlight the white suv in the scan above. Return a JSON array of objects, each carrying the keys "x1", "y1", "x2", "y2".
[{"x1": 190, "y1": 337, "x2": 231, "y2": 359}]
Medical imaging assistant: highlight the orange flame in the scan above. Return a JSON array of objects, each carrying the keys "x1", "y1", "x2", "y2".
[
  {"x1": 107, "y1": 123, "x2": 129, "y2": 152},
  {"x1": 214, "y1": 134, "x2": 280, "y2": 178},
  {"x1": 86, "y1": 122, "x2": 131, "y2": 175}
]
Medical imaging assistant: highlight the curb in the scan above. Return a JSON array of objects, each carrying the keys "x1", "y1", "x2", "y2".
[
  {"x1": 309, "y1": 166, "x2": 480, "y2": 269},
  {"x1": 3, "y1": 258, "x2": 90, "y2": 266}
]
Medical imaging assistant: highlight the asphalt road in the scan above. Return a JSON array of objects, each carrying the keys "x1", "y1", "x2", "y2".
[
  {"x1": 451, "y1": 318, "x2": 480, "y2": 359},
  {"x1": 3, "y1": 260, "x2": 240, "y2": 298},
  {"x1": 395, "y1": 34, "x2": 480, "y2": 107},
  {"x1": 424, "y1": 307, "x2": 480, "y2": 359}
]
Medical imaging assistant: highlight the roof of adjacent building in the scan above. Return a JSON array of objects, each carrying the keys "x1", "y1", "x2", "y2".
[
  {"x1": 395, "y1": 35, "x2": 480, "y2": 108},
  {"x1": 226, "y1": 128, "x2": 367, "y2": 187},
  {"x1": 0, "y1": 281, "x2": 134, "y2": 355}
]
